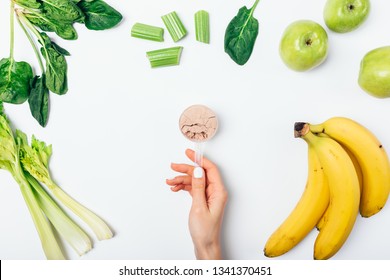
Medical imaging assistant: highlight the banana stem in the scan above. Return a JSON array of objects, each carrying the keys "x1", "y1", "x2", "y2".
[{"x1": 294, "y1": 122, "x2": 310, "y2": 138}]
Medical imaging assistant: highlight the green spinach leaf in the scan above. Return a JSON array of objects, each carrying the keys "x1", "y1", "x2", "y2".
[
  {"x1": 224, "y1": 0, "x2": 260, "y2": 65},
  {"x1": 25, "y1": 12, "x2": 78, "y2": 40},
  {"x1": 29, "y1": 75, "x2": 49, "y2": 127},
  {"x1": 41, "y1": 0, "x2": 85, "y2": 23},
  {"x1": 0, "y1": 58, "x2": 33, "y2": 104},
  {"x1": 39, "y1": 33, "x2": 69, "y2": 95},
  {"x1": 77, "y1": 0, "x2": 123, "y2": 30}
]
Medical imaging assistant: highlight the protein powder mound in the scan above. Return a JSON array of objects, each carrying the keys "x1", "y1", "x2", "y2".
[{"x1": 179, "y1": 105, "x2": 218, "y2": 142}]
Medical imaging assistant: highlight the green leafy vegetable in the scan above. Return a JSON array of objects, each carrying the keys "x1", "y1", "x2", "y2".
[
  {"x1": 146, "y1": 47, "x2": 183, "y2": 68},
  {"x1": 0, "y1": 104, "x2": 65, "y2": 260},
  {"x1": 14, "y1": 0, "x2": 41, "y2": 9},
  {"x1": 39, "y1": 33, "x2": 69, "y2": 95},
  {"x1": 28, "y1": 75, "x2": 49, "y2": 127},
  {"x1": 224, "y1": 0, "x2": 261, "y2": 65},
  {"x1": 77, "y1": 0, "x2": 123, "y2": 30},
  {"x1": 0, "y1": 0, "x2": 123, "y2": 126},
  {"x1": 40, "y1": 0, "x2": 85, "y2": 24},
  {"x1": 24, "y1": 12, "x2": 79, "y2": 40},
  {"x1": 0, "y1": 58, "x2": 33, "y2": 104},
  {"x1": 131, "y1": 23, "x2": 164, "y2": 42},
  {"x1": 195, "y1": 10, "x2": 210, "y2": 44},
  {"x1": 0, "y1": 105, "x2": 113, "y2": 259},
  {"x1": 18, "y1": 130, "x2": 114, "y2": 241},
  {"x1": 162, "y1": 11, "x2": 187, "y2": 42}
]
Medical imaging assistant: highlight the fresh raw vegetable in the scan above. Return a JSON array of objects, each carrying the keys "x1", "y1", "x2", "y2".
[
  {"x1": 146, "y1": 47, "x2": 183, "y2": 68},
  {"x1": 131, "y1": 23, "x2": 164, "y2": 42},
  {"x1": 77, "y1": 0, "x2": 123, "y2": 31},
  {"x1": 224, "y1": 0, "x2": 260, "y2": 65},
  {"x1": 0, "y1": 103, "x2": 113, "y2": 259},
  {"x1": 195, "y1": 10, "x2": 210, "y2": 44},
  {"x1": 162, "y1": 11, "x2": 187, "y2": 42},
  {"x1": 0, "y1": 0, "x2": 122, "y2": 127}
]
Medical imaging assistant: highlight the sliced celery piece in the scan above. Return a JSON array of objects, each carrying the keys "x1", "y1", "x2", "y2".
[
  {"x1": 131, "y1": 23, "x2": 164, "y2": 42},
  {"x1": 161, "y1": 11, "x2": 187, "y2": 42},
  {"x1": 146, "y1": 46, "x2": 183, "y2": 68},
  {"x1": 195, "y1": 10, "x2": 210, "y2": 44}
]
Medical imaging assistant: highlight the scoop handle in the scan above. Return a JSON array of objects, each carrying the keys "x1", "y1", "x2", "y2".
[{"x1": 194, "y1": 142, "x2": 204, "y2": 167}]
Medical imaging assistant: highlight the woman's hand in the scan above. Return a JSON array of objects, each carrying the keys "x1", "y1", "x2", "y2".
[{"x1": 166, "y1": 149, "x2": 228, "y2": 260}]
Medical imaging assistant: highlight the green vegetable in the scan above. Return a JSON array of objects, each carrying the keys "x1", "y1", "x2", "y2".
[
  {"x1": 25, "y1": 167, "x2": 92, "y2": 257},
  {"x1": 162, "y1": 11, "x2": 187, "y2": 42},
  {"x1": 131, "y1": 23, "x2": 164, "y2": 42},
  {"x1": 28, "y1": 75, "x2": 50, "y2": 127},
  {"x1": 146, "y1": 46, "x2": 183, "y2": 68},
  {"x1": 18, "y1": 130, "x2": 114, "y2": 241},
  {"x1": 0, "y1": 104, "x2": 65, "y2": 259},
  {"x1": 195, "y1": 10, "x2": 210, "y2": 44},
  {"x1": 39, "y1": 33, "x2": 69, "y2": 95},
  {"x1": 0, "y1": 58, "x2": 33, "y2": 104},
  {"x1": 24, "y1": 12, "x2": 79, "y2": 40},
  {"x1": 224, "y1": 0, "x2": 261, "y2": 65},
  {"x1": 0, "y1": 4, "x2": 33, "y2": 105},
  {"x1": 40, "y1": 0, "x2": 85, "y2": 24},
  {"x1": 14, "y1": 0, "x2": 41, "y2": 9},
  {"x1": 77, "y1": 0, "x2": 123, "y2": 30},
  {"x1": 0, "y1": 104, "x2": 113, "y2": 259},
  {"x1": 0, "y1": 0, "x2": 123, "y2": 126}
]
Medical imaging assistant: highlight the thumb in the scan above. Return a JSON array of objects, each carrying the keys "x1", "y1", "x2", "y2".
[{"x1": 191, "y1": 166, "x2": 207, "y2": 209}]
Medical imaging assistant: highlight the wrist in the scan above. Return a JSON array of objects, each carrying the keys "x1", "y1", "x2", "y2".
[{"x1": 194, "y1": 241, "x2": 222, "y2": 260}]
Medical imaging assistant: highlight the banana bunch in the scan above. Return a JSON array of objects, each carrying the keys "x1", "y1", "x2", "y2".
[{"x1": 264, "y1": 117, "x2": 390, "y2": 260}]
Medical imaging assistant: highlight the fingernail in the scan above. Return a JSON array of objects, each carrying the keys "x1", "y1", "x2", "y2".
[{"x1": 193, "y1": 167, "x2": 204, "y2": 179}]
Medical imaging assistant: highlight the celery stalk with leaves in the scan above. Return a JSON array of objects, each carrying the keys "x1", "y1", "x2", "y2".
[
  {"x1": 18, "y1": 132, "x2": 113, "y2": 240},
  {"x1": 0, "y1": 102, "x2": 113, "y2": 259}
]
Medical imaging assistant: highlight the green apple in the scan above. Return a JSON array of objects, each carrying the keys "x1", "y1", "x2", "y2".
[
  {"x1": 324, "y1": 0, "x2": 370, "y2": 33},
  {"x1": 358, "y1": 46, "x2": 390, "y2": 98},
  {"x1": 279, "y1": 20, "x2": 328, "y2": 72}
]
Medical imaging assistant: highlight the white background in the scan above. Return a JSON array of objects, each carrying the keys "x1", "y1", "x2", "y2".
[{"x1": 0, "y1": 0, "x2": 389, "y2": 260}]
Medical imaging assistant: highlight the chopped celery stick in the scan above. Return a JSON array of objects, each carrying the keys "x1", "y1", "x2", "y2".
[
  {"x1": 131, "y1": 23, "x2": 164, "y2": 42},
  {"x1": 146, "y1": 47, "x2": 183, "y2": 68},
  {"x1": 161, "y1": 11, "x2": 187, "y2": 42},
  {"x1": 195, "y1": 10, "x2": 210, "y2": 44}
]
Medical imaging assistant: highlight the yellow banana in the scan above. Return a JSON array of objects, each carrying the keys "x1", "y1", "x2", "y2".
[
  {"x1": 310, "y1": 117, "x2": 390, "y2": 217},
  {"x1": 316, "y1": 139, "x2": 363, "y2": 231},
  {"x1": 264, "y1": 138, "x2": 329, "y2": 257},
  {"x1": 296, "y1": 123, "x2": 360, "y2": 260}
]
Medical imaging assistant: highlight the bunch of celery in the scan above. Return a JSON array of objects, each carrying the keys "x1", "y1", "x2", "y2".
[{"x1": 0, "y1": 102, "x2": 112, "y2": 259}]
